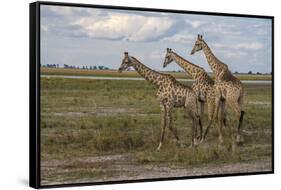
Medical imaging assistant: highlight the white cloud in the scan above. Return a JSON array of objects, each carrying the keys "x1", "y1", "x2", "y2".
[
  {"x1": 74, "y1": 13, "x2": 174, "y2": 42},
  {"x1": 184, "y1": 18, "x2": 205, "y2": 29},
  {"x1": 41, "y1": 25, "x2": 48, "y2": 32},
  {"x1": 190, "y1": 21, "x2": 204, "y2": 28},
  {"x1": 41, "y1": 5, "x2": 272, "y2": 73},
  {"x1": 149, "y1": 50, "x2": 164, "y2": 59},
  {"x1": 48, "y1": 6, "x2": 74, "y2": 16},
  {"x1": 224, "y1": 51, "x2": 248, "y2": 58},
  {"x1": 212, "y1": 43, "x2": 227, "y2": 48},
  {"x1": 213, "y1": 42, "x2": 263, "y2": 51},
  {"x1": 234, "y1": 42, "x2": 263, "y2": 50},
  {"x1": 204, "y1": 23, "x2": 241, "y2": 35},
  {"x1": 162, "y1": 33, "x2": 194, "y2": 44}
]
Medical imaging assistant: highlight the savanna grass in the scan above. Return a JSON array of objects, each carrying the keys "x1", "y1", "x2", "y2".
[{"x1": 41, "y1": 77, "x2": 272, "y2": 174}]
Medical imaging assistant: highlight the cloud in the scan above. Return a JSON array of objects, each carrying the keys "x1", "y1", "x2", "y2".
[
  {"x1": 149, "y1": 50, "x2": 165, "y2": 59},
  {"x1": 186, "y1": 20, "x2": 205, "y2": 28},
  {"x1": 204, "y1": 25, "x2": 241, "y2": 35},
  {"x1": 42, "y1": 6, "x2": 177, "y2": 42},
  {"x1": 48, "y1": 6, "x2": 74, "y2": 16},
  {"x1": 41, "y1": 5, "x2": 272, "y2": 73},
  {"x1": 44, "y1": 6, "x2": 93, "y2": 17},
  {"x1": 162, "y1": 33, "x2": 194, "y2": 44},
  {"x1": 224, "y1": 51, "x2": 248, "y2": 59},
  {"x1": 74, "y1": 13, "x2": 175, "y2": 42},
  {"x1": 41, "y1": 25, "x2": 48, "y2": 32},
  {"x1": 213, "y1": 41, "x2": 263, "y2": 51},
  {"x1": 234, "y1": 42, "x2": 263, "y2": 50}
]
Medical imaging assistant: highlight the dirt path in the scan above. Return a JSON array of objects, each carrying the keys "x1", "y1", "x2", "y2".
[{"x1": 41, "y1": 153, "x2": 272, "y2": 185}]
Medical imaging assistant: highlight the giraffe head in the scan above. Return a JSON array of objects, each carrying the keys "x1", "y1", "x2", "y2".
[
  {"x1": 118, "y1": 52, "x2": 133, "y2": 72},
  {"x1": 163, "y1": 48, "x2": 174, "y2": 68},
  {"x1": 190, "y1": 34, "x2": 204, "y2": 55}
]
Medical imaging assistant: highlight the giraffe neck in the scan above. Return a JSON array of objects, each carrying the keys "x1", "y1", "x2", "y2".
[
  {"x1": 172, "y1": 52, "x2": 203, "y2": 79},
  {"x1": 130, "y1": 57, "x2": 164, "y2": 86},
  {"x1": 201, "y1": 41, "x2": 222, "y2": 76}
]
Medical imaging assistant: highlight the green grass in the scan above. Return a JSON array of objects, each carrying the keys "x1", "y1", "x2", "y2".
[
  {"x1": 41, "y1": 67, "x2": 272, "y2": 81},
  {"x1": 40, "y1": 77, "x2": 272, "y2": 183}
]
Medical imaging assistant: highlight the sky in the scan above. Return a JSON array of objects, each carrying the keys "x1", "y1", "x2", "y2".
[{"x1": 40, "y1": 5, "x2": 272, "y2": 73}]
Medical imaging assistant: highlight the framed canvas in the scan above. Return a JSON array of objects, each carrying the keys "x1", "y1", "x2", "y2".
[{"x1": 29, "y1": 1, "x2": 274, "y2": 188}]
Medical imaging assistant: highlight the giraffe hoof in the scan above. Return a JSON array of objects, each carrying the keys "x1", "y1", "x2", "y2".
[
  {"x1": 200, "y1": 138, "x2": 205, "y2": 143},
  {"x1": 156, "y1": 144, "x2": 162, "y2": 151}
]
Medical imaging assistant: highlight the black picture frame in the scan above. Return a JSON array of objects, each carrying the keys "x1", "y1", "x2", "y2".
[{"x1": 30, "y1": 1, "x2": 274, "y2": 188}]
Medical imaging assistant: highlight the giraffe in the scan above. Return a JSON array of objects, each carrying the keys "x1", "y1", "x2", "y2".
[
  {"x1": 163, "y1": 48, "x2": 226, "y2": 142},
  {"x1": 190, "y1": 34, "x2": 245, "y2": 145},
  {"x1": 118, "y1": 52, "x2": 202, "y2": 150}
]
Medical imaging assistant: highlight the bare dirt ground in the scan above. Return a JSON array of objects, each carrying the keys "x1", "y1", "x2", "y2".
[{"x1": 41, "y1": 153, "x2": 272, "y2": 185}]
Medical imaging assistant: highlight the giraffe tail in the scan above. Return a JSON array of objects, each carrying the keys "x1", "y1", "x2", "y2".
[{"x1": 195, "y1": 97, "x2": 203, "y2": 140}]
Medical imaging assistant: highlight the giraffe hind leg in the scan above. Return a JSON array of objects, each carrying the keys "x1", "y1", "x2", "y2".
[
  {"x1": 215, "y1": 97, "x2": 224, "y2": 143},
  {"x1": 157, "y1": 104, "x2": 166, "y2": 151},
  {"x1": 217, "y1": 103, "x2": 225, "y2": 144},
  {"x1": 236, "y1": 110, "x2": 245, "y2": 144},
  {"x1": 201, "y1": 98, "x2": 215, "y2": 142},
  {"x1": 185, "y1": 97, "x2": 201, "y2": 147},
  {"x1": 227, "y1": 98, "x2": 244, "y2": 148},
  {"x1": 166, "y1": 109, "x2": 181, "y2": 145},
  {"x1": 220, "y1": 99, "x2": 227, "y2": 127}
]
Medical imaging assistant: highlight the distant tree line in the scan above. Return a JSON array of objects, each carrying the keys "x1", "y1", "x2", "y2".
[
  {"x1": 41, "y1": 64, "x2": 110, "y2": 70},
  {"x1": 232, "y1": 71, "x2": 271, "y2": 75},
  {"x1": 41, "y1": 64, "x2": 59, "y2": 68},
  {"x1": 246, "y1": 71, "x2": 272, "y2": 75}
]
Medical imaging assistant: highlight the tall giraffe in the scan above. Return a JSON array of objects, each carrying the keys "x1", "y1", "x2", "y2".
[
  {"x1": 190, "y1": 35, "x2": 244, "y2": 144},
  {"x1": 163, "y1": 48, "x2": 226, "y2": 142},
  {"x1": 119, "y1": 52, "x2": 202, "y2": 150}
]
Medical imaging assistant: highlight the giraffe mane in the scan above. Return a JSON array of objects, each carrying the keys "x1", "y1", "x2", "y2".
[
  {"x1": 130, "y1": 56, "x2": 168, "y2": 76},
  {"x1": 172, "y1": 51, "x2": 204, "y2": 70}
]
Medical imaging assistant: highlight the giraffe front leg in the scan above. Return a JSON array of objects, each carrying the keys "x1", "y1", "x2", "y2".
[
  {"x1": 189, "y1": 117, "x2": 197, "y2": 147},
  {"x1": 229, "y1": 99, "x2": 244, "y2": 145},
  {"x1": 213, "y1": 95, "x2": 221, "y2": 122},
  {"x1": 157, "y1": 104, "x2": 166, "y2": 151},
  {"x1": 185, "y1": 107, "x2": 198, "y2": 147},
  {"x1": 221, "y1": 100, "x2": 227, "y2": 127},
  {"x1": 217, "y1": 101, "x2": 226, "y2": 144},
  {"x1": 214, "y1": 96, "x2": 224, "y2": 143},
  {"x1": 166, "y1": 107, "x2": 181, "y2": 147},
  {"x1": 201, "y1": 98, "x2": 215, "y2": 142}
]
